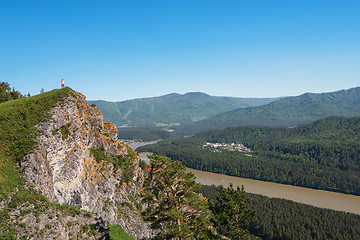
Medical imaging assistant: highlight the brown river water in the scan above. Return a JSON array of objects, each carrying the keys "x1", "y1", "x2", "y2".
[{"x1": 129, "y1": 142, "x2": 360, "y2": 215}]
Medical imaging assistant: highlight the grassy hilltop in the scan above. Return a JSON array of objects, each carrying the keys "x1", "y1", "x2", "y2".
[{"x1": 0, "y1": 87, "x2": 74, "y2": 199}]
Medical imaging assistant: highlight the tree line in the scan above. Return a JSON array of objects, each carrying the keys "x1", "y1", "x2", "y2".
[
  {"x1": 138, "y1": 117, "x2": 360, "y2": 195},
  {"x1": 199, "y1": 184, "x2": 360, "y2": 240}
]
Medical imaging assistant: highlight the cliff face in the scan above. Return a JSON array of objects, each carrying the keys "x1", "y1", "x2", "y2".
[{"x1": 20, "y1": 90, "x2": 151, "y2": 238}]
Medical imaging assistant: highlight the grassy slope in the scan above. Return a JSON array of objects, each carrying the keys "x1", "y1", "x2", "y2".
[
  {"x1": 109, "y1": 224, "x2": 135, "y2": 240},
  {"x1": 0, "y1": 87, "x2": 137, "y2": 239},
  {"x1": 0, "y1": 88, "x2": 82, "y2": 238},
  {"x1": 0, "y1": 87, "x2": 73, "y2": 200}
]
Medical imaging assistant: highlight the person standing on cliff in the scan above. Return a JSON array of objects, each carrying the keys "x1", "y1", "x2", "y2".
[{"x1": 61, "y1": 79, "x2": 65, "y2": 88}]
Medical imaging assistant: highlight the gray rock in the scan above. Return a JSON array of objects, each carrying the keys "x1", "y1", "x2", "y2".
[{"x1": 21, "y1": 91, "x2": 153, "y2": 239}]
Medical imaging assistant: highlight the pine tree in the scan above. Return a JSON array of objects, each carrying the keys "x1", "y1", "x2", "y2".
[
  {"x1": 0, "y1": 82, "x2": 11, "y2": 103},
  {"x1": 215, "y1": 183, "x2": 255, "y2": 240},
  {"x1": 0, "y1": 82, "x2": 22, "y2": 103},
  {"x1": 142, "y1": 155, "x2": 217, "y2": 240}
]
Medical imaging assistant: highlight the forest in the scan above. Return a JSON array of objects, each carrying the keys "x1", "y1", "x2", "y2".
[
  {"x1": 138, "y1": 116, "x2": 360, "y2": 195},
  {"x1": 199, "y1": 184, "x2": 360, "y2": 239},
  {"x1": 177, "y1": 87, "x2": 360, "y2": 134}
]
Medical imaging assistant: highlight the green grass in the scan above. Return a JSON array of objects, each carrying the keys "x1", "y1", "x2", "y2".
[
  {"x1": 0, "y1": 87, "x2": 73, "y2": 200},
  {"x1": 60, "y1": 122, "x2": 72, "y2": 140},
  {"x1": 89, "y1": 145, "x2": 136, "y2": 170},
  {"x1": 109, "y1": 224, "x2": 135, "y2": 240},
  {"x1": 0, "y1": 87, "x2": 82, "y2": 239},
  {"x1": 89, "y1": 146, "x2": 134, "y2": 184},
  {"x1": 0, "y1": 87, "x2": 136, "y2": 239}
]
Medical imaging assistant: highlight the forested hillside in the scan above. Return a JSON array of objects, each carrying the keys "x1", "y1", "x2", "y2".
[
  {"x1": 200, "y1": 185, "x2": 360, "y2": 240},
  {"x1": 89, "y1": 92, "x2": 276, "y2": 127},
  {"x1": 179, "y1": 87, "x2": 360, "y2": 133},
  {"x1": 138, "y1": 116, "x2": 360, "y2": 195}
]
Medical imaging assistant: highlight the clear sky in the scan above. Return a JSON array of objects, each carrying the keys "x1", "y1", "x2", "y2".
[{"x1": 1, "y1": 0, "x2": 359, "y2": 101}]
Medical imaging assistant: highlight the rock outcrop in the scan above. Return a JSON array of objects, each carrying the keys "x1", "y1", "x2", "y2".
[
  {"x1": 8, "y1": 201, "x2": 109, "y2": 239},
  {"x1": 20, "y1": 90, "x2": 152, "y2": 238}
]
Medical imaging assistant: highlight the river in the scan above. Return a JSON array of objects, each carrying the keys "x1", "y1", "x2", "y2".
[{"x1": 128, "y1": 142, "x2": 360, "y2": 215}]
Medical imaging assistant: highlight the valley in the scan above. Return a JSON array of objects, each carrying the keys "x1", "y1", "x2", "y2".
[
  {"x1": 93, "y1": 87, "x2": 360, "y2": 141},
  {"x1": 130, "y1": 141, "x2": 360, "y2": 239},
  {"x1": 2, "y1": 84, "x2": 360, "y2": 239},
  {"x1": 138, "y1": 116, "x2": 360, "y2": 196},
  {"x1": 191, "y1": 168, "x2": 360, "y2": 214},
  {"x1": 4, "y1": 1, "x2": 360, "y2": 238},
  {"x1": 129, "y1": 142, "x2": 360, "y2": 214}
]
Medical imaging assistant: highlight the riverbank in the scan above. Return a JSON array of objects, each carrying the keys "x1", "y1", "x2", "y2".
[
  {"x1": 127, "y1": 141, "x2": 360, "y2": 215},
  {"x1": 126, "y1": 140, "x2": 159, "y2": 151},
  {"x1": 189, "y1": 168, "x2": 360, "y2": 215}
]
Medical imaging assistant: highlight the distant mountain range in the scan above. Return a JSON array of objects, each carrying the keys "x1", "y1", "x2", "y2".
[
  {"x1": 89, "y1": 87, "x2": 360, "y2": 137},
  {"x1": 180, "y1": 87, "x2": 360, "y2": 133},
  {"x1": 88, "y1": 92, "x2": 277, "y2": 127}
]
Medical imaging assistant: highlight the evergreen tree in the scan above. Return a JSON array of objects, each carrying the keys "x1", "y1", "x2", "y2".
[
  {"x1": 214, "y1": 183, "x2": 255, "y2": 240},
  {"x1": 142, "y1": 155, "x2": 217, "y2": 240},
  {"x1": 0, "y1": 82, "x2": 23, "y2": 103},
  {"x1": 0, "y1": 81, "x2": 11, "y2": 103}
]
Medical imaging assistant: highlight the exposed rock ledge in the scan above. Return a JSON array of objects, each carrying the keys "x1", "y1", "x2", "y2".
[{"x1": 20, "y1": 90, "x2": 152, "y2": 239}]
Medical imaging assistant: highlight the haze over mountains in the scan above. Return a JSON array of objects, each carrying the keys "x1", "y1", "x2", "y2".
[
  {"x1": 182, "y1": 87, "x2": 360, "y2": 133},
  {"x1": 90, "y1": 87, "x2": 360, "y2": 137},
  {"x1": 88, "y1": 92, "x2": 277, "y2": 127}
]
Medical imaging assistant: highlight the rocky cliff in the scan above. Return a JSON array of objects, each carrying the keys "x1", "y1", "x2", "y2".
[{"x1": 5, "y1": 89, "x2": 152, "y2": 239}]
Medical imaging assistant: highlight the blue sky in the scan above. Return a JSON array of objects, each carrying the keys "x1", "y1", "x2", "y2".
[{"x1": 1, "y1": 0, "x2": 359, "y2": 101}]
